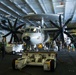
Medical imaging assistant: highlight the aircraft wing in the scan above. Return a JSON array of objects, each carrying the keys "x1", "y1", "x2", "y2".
[
  {"x1": 42, "y1": 28, "x2": 58, "y2": 32},
  {"x1": 23, "y1": 14, "x2": 59, "y2": 21}
]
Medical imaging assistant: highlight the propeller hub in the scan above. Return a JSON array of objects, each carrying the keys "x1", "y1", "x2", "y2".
[
  {"x1": 11, "y1": 28, "x2": 16, "y2": 32},
  {"x1": 59, "y1": 27, "x2": 64, "y2": 32}
]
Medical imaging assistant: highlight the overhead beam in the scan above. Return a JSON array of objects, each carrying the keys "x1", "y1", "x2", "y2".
[
  {"x1": 11, "y1": 1, "x2": 36, "y2": 24},
  {"x1": 51, "y1": 0, "x2": 55, "y2": 14},
  {"x1": 10, "y1": 0, "x2": 39, "y2": 25},
  {"x1": 10, "y1": 1, "x2": 27, "y2": 14},
  {"x1": 37, "y1": 0, "x2": 47, "y2": 13},
  {"x1": 24, "y1": 0, "x2": 37, "y2": 14},
  {"x1": 0, "y1": 1, "x2": 22, "y2": 16},
  {"x1": 0, "y1": 8, "x2": 12, "y2": 16},
  {"x1": 37, "y1": 0, "x2": 46, "y2": 13},
  {"x1": 0, "y1": 10, "x2": 9, "y2": 15},
  {"x1": 0, "y1": 1, "x2": 25, "y2": 22},
  {"x1": 64, "y1": 1, "x2": 76, "y2": 23}
]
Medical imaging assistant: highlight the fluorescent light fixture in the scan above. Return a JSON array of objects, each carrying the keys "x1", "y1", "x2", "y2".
[
  {"x1": 57, "y1": 12, "x2": 64, "y2": 15},
  {"x1": 56, "y1": 5, "x2": 64, "y2": 8},
  {"x1": 28, "y1": 12, "x2": 34, "y2": 14}
]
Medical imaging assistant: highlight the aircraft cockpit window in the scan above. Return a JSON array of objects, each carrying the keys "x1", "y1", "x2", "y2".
[
  {"x1": 25, "y1": 28, "x2": 40, "y2": 33},
  {"x1": 30, "y1": 28, "x2": 38, "y2": 33},
  {"x1": 33, "y1": 28, "x2": 36, "y2": 32}
]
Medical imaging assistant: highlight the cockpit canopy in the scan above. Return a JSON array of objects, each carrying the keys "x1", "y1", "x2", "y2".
[{"x1": 25, "y1": 27, "x2": 41, "y2": 33}]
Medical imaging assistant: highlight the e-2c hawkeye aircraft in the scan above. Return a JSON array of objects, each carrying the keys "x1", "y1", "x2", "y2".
[
  {"x1": 22, "y1": 14, "x2": 76, "y2": 51},
  {"x1": 22, "y1": 14, "x2": 59, "y2": 51}
]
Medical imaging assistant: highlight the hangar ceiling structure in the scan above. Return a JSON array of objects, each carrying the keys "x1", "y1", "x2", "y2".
[{"x1": 0, "y1": 0, "x2": 76, "y2": 27}]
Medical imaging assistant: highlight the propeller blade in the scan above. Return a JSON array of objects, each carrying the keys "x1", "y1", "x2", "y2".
[
  {"x1": 4, "y1": 32, "x2": 11, "y2": 37},
  {"x1": 59, "y1": 14, "x2": 62, "y2": 27},
  {"x1": 16, "y1": 24, "x2": 24, "y2": 30},
  {"x1": 53, "y1": 31, "x2": 60, "y2": 41},
  {"x1": 9, "y1": 34, "x2": 13, "y2": 43},
  {"x1": 63, "y1": 18, "x2": 72, "y2": 27},
  {"x1": 60, "y1": 32, "x2": 65, "y2": 44},
  {"x1": 1, "y1": 20, "x2": 6, "y2": 25},
  {"x1": 65, "y1": 27, "x2": 76, "y2": 30},
  {"x1": 50, "y1": 20, "x2": 59, "y2": 28},
  {"x1": 14, "y1": 34, "x2": 19, "y2": 42},
  {"x1": 64, "y1": 31, "x2": 74, "y2": 40},
  {"x1": 8, "y1": 19, "x2": 12, "y2": 28},
  {"x1": 16, "y1": 31, "x2": 23, "y2": 34},
  {"x1": 67, "y1": 31, "x2": 76, "y2": 33},
  {"x1": 14, "y1": 18, "x2": 18, "y2": 28}
]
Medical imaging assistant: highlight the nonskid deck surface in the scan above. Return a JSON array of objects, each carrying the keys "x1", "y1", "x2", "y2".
[{"x1": 0, "y1": 49, "x2": 76, "y2": 75}]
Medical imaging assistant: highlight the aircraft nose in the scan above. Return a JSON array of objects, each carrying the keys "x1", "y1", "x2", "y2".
[{"x1": 23, "y1": 36, "x2": 30, "y2": 42}]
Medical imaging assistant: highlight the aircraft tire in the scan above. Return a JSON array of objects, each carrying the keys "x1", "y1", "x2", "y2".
[
  {"x1": 50, "y1": 59, "x2": 55, "y2": 72},
  {"x1": 12, "y1": 58, "x2": 17, "y2": 70}
]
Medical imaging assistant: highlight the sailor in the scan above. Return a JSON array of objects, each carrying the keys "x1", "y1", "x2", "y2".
[
  {"x1": 70, "y1": 42, "x2": 75, "y2": 51},
  {"x1": 56, "y1": 40, "x2": 60, "y2": 51},
  {"x1": 1, "y1": 36, "x2": 7, "y2": 59}
]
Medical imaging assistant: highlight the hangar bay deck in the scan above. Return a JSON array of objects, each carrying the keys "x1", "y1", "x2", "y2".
[{"x1": 0, "y1": 49, "x2": 76, "y2": 75}]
